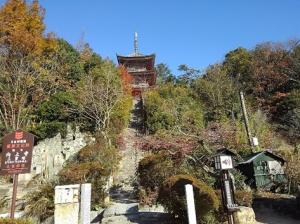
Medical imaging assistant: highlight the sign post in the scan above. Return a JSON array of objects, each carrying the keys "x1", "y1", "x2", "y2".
[
  {"x1": 0, "y1": 130, "x2": 34, "y2": 218},
  {"x1": 214, "y1": 154, "x2": 238, "y2": 224}
]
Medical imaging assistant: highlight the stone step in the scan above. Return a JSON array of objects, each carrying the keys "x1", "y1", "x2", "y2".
[
  {"x1": 103, "y1": 203, "x2": 139, "y2": 218},
  {"x1": 101, "y1": 215, "x2": 133, "y2": 224},
  {"x1": 101, "y1": 212, "x2": 172, "y2": 224}
]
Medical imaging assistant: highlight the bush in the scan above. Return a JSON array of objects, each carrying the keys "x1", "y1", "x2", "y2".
[
  {"x1": 23, "y1": 182, "x2": 55, "y2": 222},
  {"x1": 59, "y1": 139, "x2": 120, "y2": 207},
  {"x1": 59, "y1": 161, "x2": 108, "y2": 206},
  {"x1": 138, "y1": 153, "x2": 176, "y2": 205},
  {"x1": 235, "y1": 190, "x2": 253, "y2": 207},
  {"x1": 59, "y1": 162, "x2": 107, "y2": 183},
  {"x1": 158, "y1": 174, "x2": 220, "y2": 223},
  {"x1": 0, "y1": 218, "x2": 33, "y2": 224}
]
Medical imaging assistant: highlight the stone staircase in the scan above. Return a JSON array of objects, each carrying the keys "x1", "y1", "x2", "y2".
[{"x1": 99, "y1": 99, "x2": 171, "y2": 224}]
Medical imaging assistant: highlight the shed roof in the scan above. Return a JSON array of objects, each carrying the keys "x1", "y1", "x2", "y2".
[{"x1": 239, "y1": 150, "x2": 285, "y2": 164}]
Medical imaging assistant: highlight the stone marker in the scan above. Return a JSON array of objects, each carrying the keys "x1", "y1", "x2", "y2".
[
  {"x1": 233, "y1": 206, "x2": 256, "y2": 224},
  {"x1": 54, "y1": 184, "x2": 92, "y2": 224},
  {"x1": 55, "y1": 184, "x2": 80, "y2": 224}
]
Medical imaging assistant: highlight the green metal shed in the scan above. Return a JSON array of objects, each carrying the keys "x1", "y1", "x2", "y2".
[{"x1": 238, "y1": 150, "x2": 287, "y2": 190}]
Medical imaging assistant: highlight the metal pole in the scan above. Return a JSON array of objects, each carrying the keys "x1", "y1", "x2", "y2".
[
  {"x1": 10, "y1": 174, "x2": 19, "y2": 219},
  {"x1": 228, "y1": 213, "x2": 234, "y2": 224},
  {"x1": 185, "y1": 184, "x2": 197, "y2": 224},
  {"x1": 239, "y1": 91, "x2": 254, "y2": 152}
]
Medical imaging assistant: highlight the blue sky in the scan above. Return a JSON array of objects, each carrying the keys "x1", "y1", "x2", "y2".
[{"x1": 2, "y1": 0, "x2": 300, "y2": 75}]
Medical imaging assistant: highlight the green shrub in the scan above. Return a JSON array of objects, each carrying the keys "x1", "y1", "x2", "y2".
[
  {"x1": 109, "y1": 95, "x2": 132, "y2": 136},
  {"x1": 30, "y1": 92, "x2": 78, "y2": 140},
  {"x1": 158, "y1": 174, "x2": 220, "y2": 223},
  {"x1": 35, "y1": 92, "x2": 77, "y2": 122},
  {"x1": 144, "y1": 84, "x2": 204, "y2": 134},
  {"x1": 0, "y1": 218, "x2": 33, "y2": 224},
  {"x1": 31, "y1": 121, "x2": 67, "y2": 139}
]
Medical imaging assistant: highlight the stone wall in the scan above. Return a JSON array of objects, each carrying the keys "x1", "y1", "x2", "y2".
[{"x1": 19, "y1": 126, "x2": 94, "y2": 182}]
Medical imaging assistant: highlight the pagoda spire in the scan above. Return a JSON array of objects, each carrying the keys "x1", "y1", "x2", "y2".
[{"x1": 134, "y1": 32, "x2": 139, "y2": 55}]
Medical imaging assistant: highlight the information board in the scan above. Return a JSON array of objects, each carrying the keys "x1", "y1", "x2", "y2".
[{"x1": 0, "y1": 130, "x2": 34, "y2": 175}]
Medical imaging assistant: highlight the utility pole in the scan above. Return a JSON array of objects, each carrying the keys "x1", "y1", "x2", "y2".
[{"x1": 239, "y1": 91, "x2": 254, "y2": 152}]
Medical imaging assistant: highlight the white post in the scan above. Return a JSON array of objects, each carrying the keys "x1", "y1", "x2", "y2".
[
  {"x1": 185, "y1": 184, "x2": 197, "y2": 224},
  {"x1": 80, "y1": 183, "x2": 91, "y2": 224}
]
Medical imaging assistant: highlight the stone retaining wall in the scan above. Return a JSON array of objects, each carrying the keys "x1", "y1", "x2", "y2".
[{"x1": 19, "y1": 126, "x2": 94, "y2": 182}]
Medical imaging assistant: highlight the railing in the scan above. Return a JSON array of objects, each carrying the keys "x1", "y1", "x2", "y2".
[{"x1": 127, "y1": 67, "x2": 147, "y2": 72}]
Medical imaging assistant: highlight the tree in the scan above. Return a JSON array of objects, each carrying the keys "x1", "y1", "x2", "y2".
[
  {"x1": 73, "y1": 60, "x2": 123, "y2": 140},
  {"x1": 251, "y1": 43, "x2": 290, "y2": 111},
  {"x1": 223, "y1": 47, "x2": 253, "y2": 92},
  {"x1": 275, "y1": 90, "x2": 300, "y2": 144},
  {"x1": 79, "y1": 43, "x2": 103, "y2": 74},
  {"x1": 177, "y1": 64, "x2": 201, "y2": 85},
  {"x1": 287, "y1": 41, "x2": 300, "y2": 87},
  {"x1": 155, "y1": 63, "x2": 174, "y2": 84},
  {"x1": 192, "y1": 64, "x2": 239, "y2": 121},
  {"x1": 54, "y1": 39, "x2": 84, "y2": 83},
  {"x1": 0, "y1": 54, "x2": 52, "y2": 131},
  {"x1": 0, "y1": 0, "x2": 58, "y2": 133},
  {"x1": 144, "y1": 84, "x2": 204, "y2": 134},
  {"x1": 118, "y1": 65, "x2": 133, "y2": 94},
  {"x1": 0, "y1": 0, "x2": 46, "y2": 56}
]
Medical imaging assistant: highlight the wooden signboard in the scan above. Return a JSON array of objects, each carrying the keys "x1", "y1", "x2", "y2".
[
  {"x1": 0, "y1": 130, "x2": 34, "y2": 175},
  {"x1": 0, "y1": 130, "x2": 34, "y2": 218}
]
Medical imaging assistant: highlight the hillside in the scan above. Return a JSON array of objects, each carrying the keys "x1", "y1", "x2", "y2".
[{"x1": 0, "y1": 1, "x2": 299, "y2": 224}]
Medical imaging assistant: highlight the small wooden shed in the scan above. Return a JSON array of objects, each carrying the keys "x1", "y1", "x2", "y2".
[{"x1": 238, "y1": 150, "x2": 287, "y2": 190}]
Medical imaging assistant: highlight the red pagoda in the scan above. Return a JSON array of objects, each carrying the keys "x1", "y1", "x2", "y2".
[{"x1": 117, "y1": 33, "x2": 156, "y2": 97}]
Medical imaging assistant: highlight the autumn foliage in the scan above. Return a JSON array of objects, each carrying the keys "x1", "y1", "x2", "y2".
[
  {"x1": 118, "y1": 65, "x2": 133, "y2": 93},
  {"x1": 0, "y1": 0, "x2": 50, "y2": 56}
]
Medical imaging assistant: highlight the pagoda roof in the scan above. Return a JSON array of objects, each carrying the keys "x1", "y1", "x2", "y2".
[
  {"x1": 117, "y1": 53, "x2": 155, "y2": 61},
  {"x1": 117, "y1": 53, "x2": 156, "y2": 71}
]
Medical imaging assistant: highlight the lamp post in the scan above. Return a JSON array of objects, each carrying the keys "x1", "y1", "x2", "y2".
[{"x1": 214, "y1": 154, "x2": 238, "y2": 224}]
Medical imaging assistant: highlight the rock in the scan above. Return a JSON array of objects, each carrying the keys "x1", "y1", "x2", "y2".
[
  {"x1": 41, "y1": 216, "x2": 54, "y2": 224},
  {"x1": 233, "y1": 206, "x2": 256, "y2": 224},
  {"x1": 18, "y1": 125, "x2": 94, "y2": 183}
]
